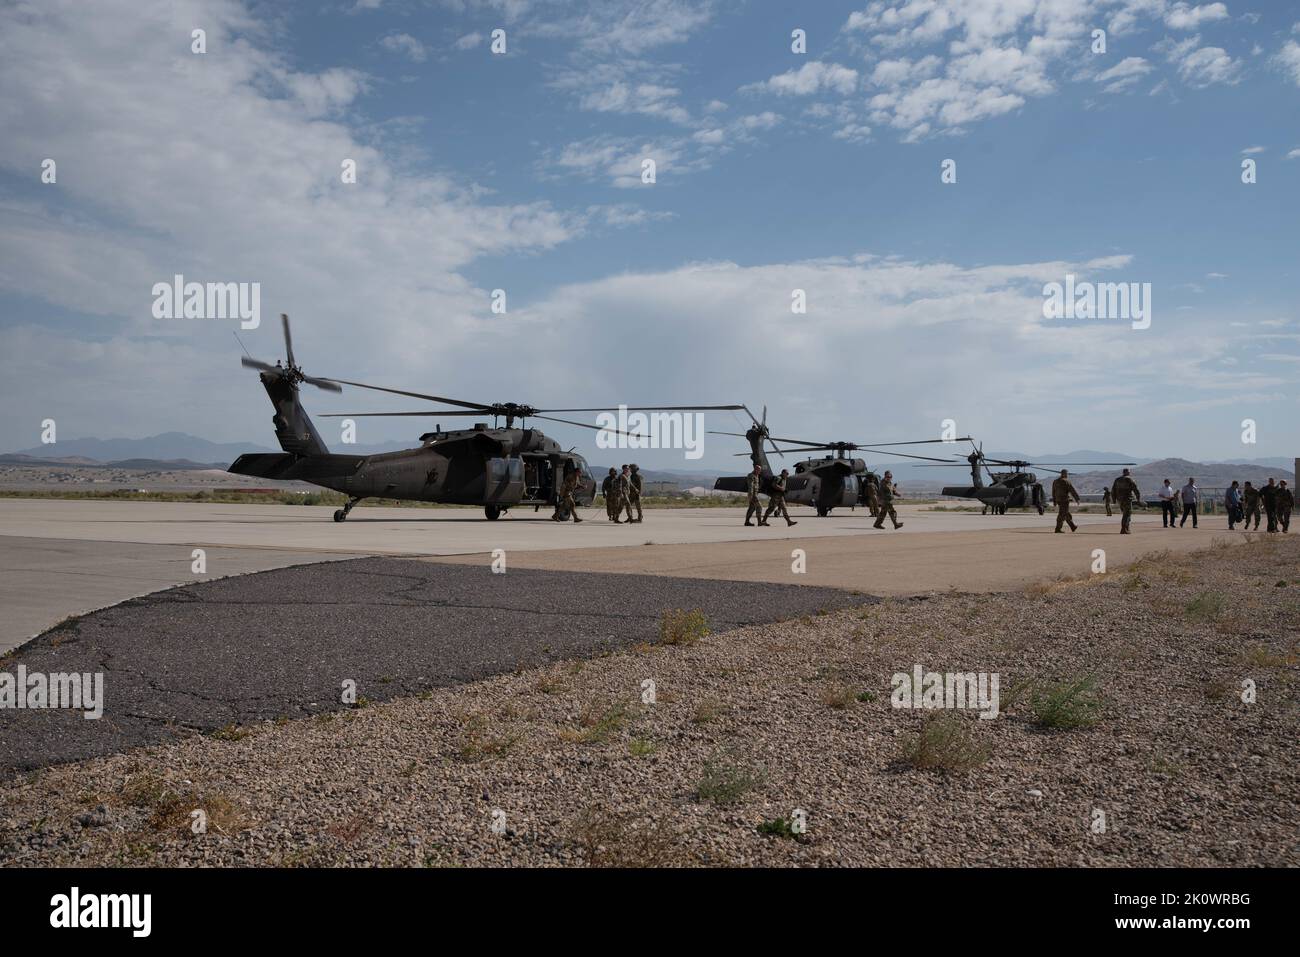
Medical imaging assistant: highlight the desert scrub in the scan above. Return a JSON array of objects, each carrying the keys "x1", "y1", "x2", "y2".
[
  {"x1": 695, "y1": 752, "x2": 765, "y2": 805},
  {"x1": 1025, "y1": 675, "x2": 1103, "y2": 730},
  {"x1": 659, "y1": 608, "x2": 710, "y2": 646},
  {"x1": 898, "y1": 713, "x2": 990, "y2": 772}
]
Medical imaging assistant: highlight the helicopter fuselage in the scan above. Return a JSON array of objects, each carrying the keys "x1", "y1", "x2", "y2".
[
  {"x1": 228, "y1": 371, "x2": 596, "y2": 517},
  {"x1": 319, "y1": 426, "x2": 596, "y2": 508}
]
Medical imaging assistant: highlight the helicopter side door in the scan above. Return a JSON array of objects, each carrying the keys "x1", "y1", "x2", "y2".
[{"x1": 484, "y1": 456, "x2": 525, "y2": 504}]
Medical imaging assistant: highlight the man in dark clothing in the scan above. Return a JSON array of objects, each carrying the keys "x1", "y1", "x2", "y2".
[
  {"x1": 1225, "y1": 481, "x2": 1242, "y2": 530},
  {"x1": 1278, "y1": 480, "x2": 1293, "y2": 533},
  {"x1": 1111, "y1": 469, "x2": 1141, "y2": 535},
  {"x1": 1261, "y1": 478, "x2": 1279, "y2": 533},
  {"x1": 1242, "y1": 481, "x2": 1262, "y2": 530},
  {"x1": 1179, "y1": 478, "x2": 1199, "y2": 529},
  {"x1": 1051, "y1": 469, "x2": 1080, "y2": 532}
]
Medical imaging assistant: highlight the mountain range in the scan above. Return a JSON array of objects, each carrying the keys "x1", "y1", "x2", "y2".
[{"x1": 3, "y1": 433, "x2": 1292, "y2": 491}]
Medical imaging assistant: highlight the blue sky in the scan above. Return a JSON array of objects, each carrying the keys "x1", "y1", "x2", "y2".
[{"x1": 1, "y1": 0, "x2": 1297, "y2": 470}]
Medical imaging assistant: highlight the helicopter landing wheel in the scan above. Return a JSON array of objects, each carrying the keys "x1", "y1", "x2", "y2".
[
  {"x1": 333, "y1": 496, "x2": 362, "y2": 523},
  {"x1": 485, "y1": 504, "x2": 502, "y2": 520}
]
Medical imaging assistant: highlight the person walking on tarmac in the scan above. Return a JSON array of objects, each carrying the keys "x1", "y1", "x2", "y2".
[{"x1": 1052, "y1": 469, "x2": 1080, "y2": 533}]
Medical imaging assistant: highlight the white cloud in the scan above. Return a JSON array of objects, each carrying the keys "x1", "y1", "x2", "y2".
[
  {"x1": 1155, "y1": 33, "x2": 1241, "y2": 87},
  {"x1": 1163, "y1": 3, "x2": 1229, "y2": 30},
  {"x1": 0, "y1": 0, "x2": 584, "y2": 449},
  {"x1": 539, "y1": 0, "x2": 715, "y2": 55},
  {"x1": 833, "y1": 123, "x2": 873, "y2": 143},
  {"x1": 379, "y1": 32, "x2": 427, "y2": 63},
  {"x1": 744, "y1": 61, "x2": 859, "y2": 96},
  {"x1": 1275, "y1": 40, "x2": 1300, "y2": 86},
  {"x1": 1094, "y1": 56, "x2": 1154, "y2": 93},
  {"x1": 1240, "y1": 145, "x2": 1265, "y2": 154},
  {"x1": 576, "y1": 81, "x2": 691, "y2": 125},
  {"x1": 454, "y1": 32, "x2": 484, "y2": 51},
  {"x1": 1178, "y1": 45, "x2": 1241, "y2": 86}
]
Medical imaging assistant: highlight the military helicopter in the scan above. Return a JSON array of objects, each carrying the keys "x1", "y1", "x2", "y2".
[
  {"x1": 917, "y1": 440, "x2": 1134, "y2": 515},
  {"x1": 711, "y1": 408, "x2": 965, "y2": 516},
  {"x1": 228, "y1": 315, "x2": 740, "y2": 522}
]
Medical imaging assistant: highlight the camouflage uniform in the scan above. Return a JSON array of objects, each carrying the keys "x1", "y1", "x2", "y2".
[
  {"x1": 601, "y1": 468, "x2": 618, "y2": 521},
  {"x1": 1242, "y1": 485, "x2": 1262, "y2": 530},
  {"x1": 1261, "y1": 482, "x2": 1279, "y2": 533},
  {"x1": 745, "y1": 472, "x2": 768, "y2": 526},
  {"x1": 873, "y1": 477, "x2": 902, "y2": 529},
  {"x1": 864, "y1": 473, "x2": 880, "y2": 517},
  {"x1": 616, "y1": 468, "x2": 634, "y2": 523},
  {"x1": 1111, "y1": 474, "x2": 1141, "y2": 534},
  {"x1": 554, "y1": 467, "x2": 583, "y2": 522},
  {"x1": 1051, "y1": 475, "x2": 1079, "y2": 532},
  {"x1": 1101, "y1": 487, "x2": 1112, "y2": 516},
  {"x1": 1277, "y1": 485, "x2": 1292, "y2": 533},
  {"x1": 628, "y1": 465, "x2": 644, "y2": 523},
  {"x1": 763, "y1": 471, "x2": 797, "y2": 526}
]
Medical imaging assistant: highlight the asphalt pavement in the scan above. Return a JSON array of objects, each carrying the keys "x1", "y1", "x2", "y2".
[{"x1": 0, "y1": 557, "x2": 867, "y2": 777}]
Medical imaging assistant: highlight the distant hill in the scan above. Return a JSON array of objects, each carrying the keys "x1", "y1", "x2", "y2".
[
  {"x1": 1070, "y1": 457, "x2": 1294, "y2": 494},
  {"x1": 0, "y1": 454, "x2": 223, "y2": 471},
  {"x1": 6, "y1": 431, "x2": 411, "y2": 465}
]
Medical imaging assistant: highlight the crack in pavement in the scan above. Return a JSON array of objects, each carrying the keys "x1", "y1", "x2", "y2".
[{"x1": 0, "y1": 556, "x2": 871, "y2": 778}]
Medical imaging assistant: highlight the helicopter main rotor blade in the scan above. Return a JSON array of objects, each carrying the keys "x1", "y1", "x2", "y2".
[
  {"x1": 281, "y1": 313, "x2": 295, "y2": 369},
  {"x1": 241, "y1": 357, "x2": 277, "y2": 373},
  {"x1": 319, "y1": 410, "x2": 489, "y2": 418},
  {"x1": 303, "y1": 375, "x2": 342, "y2": 393},
  {"x1": 532, "y1": 414, "x2": 644, "y2": 439},
  {"x1": 325, "y1": 380, "x2": 491, "y2": 412},
  {"x1": 858, "y1": 448, "x2": 963, "y2": 463},
  {"x1": 537, "y1": 404, "x2": 745, "y2": 413}
]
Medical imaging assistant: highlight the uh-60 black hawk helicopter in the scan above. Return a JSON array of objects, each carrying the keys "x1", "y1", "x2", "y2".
[
  {"x1": 711, "y1": 407, "x2": 967, "y2": 516},
  {"x1": 228, "y1": 315, "x2": 741, "y2": 522},
  {"x1": 915, "y1": 439, "x2": 1135, "y2": 515}
]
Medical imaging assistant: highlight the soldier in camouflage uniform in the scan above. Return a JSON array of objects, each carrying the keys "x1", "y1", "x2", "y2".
[
  {"x1": 1277, "y1": 480, "x2": 1292, "y2": 533},
  {"x1": 872, "y1": 470, "x2": 903, "y2": 529},
  {"x1": 616, "y1": 465, "x2": 635, "y2": 523},
  {"x1": 553, "y1": 464, "x2": 583, "y2": 522},
  {"x1": 1241, "y1": 481, "x2": 1262, "y2": 530},
  {"x1": 1261, "y1": 478, "x2": 1279, "y2": 533},
  {"x1": 763, "y1": 468, "x2": 798, "y2": 527},
  {"x1": 1111, "y1": 468, "x2": 1141, "y2": 534},
  {"x1": 628, "y1": 463, "x2": 644, "y2": 523},
  {"x1": 744, "y1": 465, "x2": 769, "y2": 526},
  {"x1": 601, "y1": 467, "x2": 618, "y2": 521},
  {"x1": 864, "y1": 472, "x2": 880, "y2": 517},
  {"x1": 1051, "y1": 469, "x2": 1080, "y2": 532}
]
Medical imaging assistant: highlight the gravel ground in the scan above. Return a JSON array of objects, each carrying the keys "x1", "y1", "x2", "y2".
[{"x1": 1, "y1": 534, "x2": 1295, "y2": 867}]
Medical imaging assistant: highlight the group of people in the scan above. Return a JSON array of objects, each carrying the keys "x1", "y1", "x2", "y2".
[
  {"x1": 741, "y1": 465, "x2": 904, "y2": 530},
  {"x1": 1223, "y1": 477, "x2": 1293, "y2": 532},
  {"x1": 1051, "y1": 468, "x2": 1294, "y2": 534},
  {"x1": 1051, "y1": 467, "x2": 1142, "y2": 534},
  {"x1": 598, "y1": 464, "x2": 644, "y2": 524},
  {"x1": 743, "y1": 465, "x2": 797, "y2": 527}
]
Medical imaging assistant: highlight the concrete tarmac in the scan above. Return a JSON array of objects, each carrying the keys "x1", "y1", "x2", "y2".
[{"x1": 0, "y1": 498, "x2": 1241, "y2": 652}]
